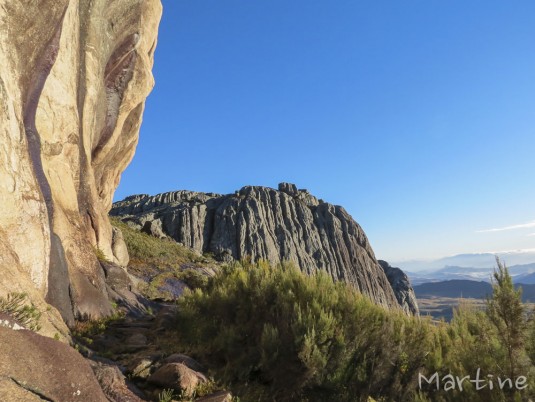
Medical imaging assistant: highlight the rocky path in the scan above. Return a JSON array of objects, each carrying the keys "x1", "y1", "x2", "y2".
[{"x1": 78, "y1": 302, "x2": 232, "y2": 402}]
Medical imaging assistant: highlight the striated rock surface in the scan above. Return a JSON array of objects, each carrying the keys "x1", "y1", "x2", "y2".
[
  {"x1": 378, "y1": 260, "x2": 419, "y2": 315},
  {"x1": 0, "y1": 0, "x2": 162, "y2": 325},
  {"x1": 112, "y1": 183, "x2": 405, "y2": 310}
]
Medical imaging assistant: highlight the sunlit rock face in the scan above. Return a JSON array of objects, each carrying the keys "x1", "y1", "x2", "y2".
[{"x1": 0, "y1": 0, "x2": 162, "y2": 326}]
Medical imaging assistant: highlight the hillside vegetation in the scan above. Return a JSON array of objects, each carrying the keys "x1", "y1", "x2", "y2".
[
  {"x1": 113, "y1": 221, "x2": 535, "y2": 401},
  {"x1": 111, "y1": 218, "x2": 217, "y2": 298},
  {"x1": 171, "y1": 259, "x2": 535, "y2": 401}
]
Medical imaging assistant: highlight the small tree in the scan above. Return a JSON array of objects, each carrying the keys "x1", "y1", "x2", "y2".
[{"x1": 486, "y1": 257, "x2": 527, "y2": 379}]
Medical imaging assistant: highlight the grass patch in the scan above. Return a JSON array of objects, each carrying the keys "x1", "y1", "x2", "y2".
[
  {"x1": 110, "y1": 217, "x2": 216, "y2": 300},
  {"x1": 72, "y1": 310, "x2": 125, "y2": 341},
  {"x1": 110, "y1": 217, "x2": 201, "y2": 270},
  {"x1": 93, "y1": 245, "x2": 111, "y2": 263},
  {"x1": 0, "y1": 292, "x2": 42, "y2": 331}
]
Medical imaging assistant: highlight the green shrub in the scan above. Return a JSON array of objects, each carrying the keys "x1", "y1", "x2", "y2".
[
  {"x1": 176, "y1": 268, "x2": 210, "y2": 289},
  {"x1": 0, "y1": 292, "x2": 42, "y2": 331},
  {"x1": 158, "y1": 388, "x2": 175, "y2": 402},
  {"x1": 176, "y1": 260, "x2": 435, "y2": 401}
]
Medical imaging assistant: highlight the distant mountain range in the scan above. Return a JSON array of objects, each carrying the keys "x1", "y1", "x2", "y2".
[
  {"x1": 406, "y1": 263, "x2": 535, "y2": 285},
  {"x1": 414, "y1": 280, "x2": 535, "y2": 302},
  {"x1": 392, "y1": 250, "x2": 535, "y2": 272},
  {"x1": 389, "y1": 251, "x2": 535, "y2": 286}
]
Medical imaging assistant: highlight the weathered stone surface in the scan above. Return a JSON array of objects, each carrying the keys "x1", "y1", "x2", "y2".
[
  {"x1": 0, "y1": 377, "x2": 43, "y2": 402},
  {"x1": 90, "y1": 361, "x2": 146, "y2": 402},
  {"x1": 0, "y1": 0, "x2": 162, "y2": 325},
  {"x1": 127, "y1": 356, "x2": 160, "y2": 380},
  {"x1": 112, "y1": 227, "x2": 130, "y2": 267},
  {"x1": 0, "y1": 326, "x2": 108, "y2": 401},
  {"x1": 148, "y1": 363, "x2": 207, "y2": 395},
  {"x1": 0, "y1": 312, "x2": 26, "y2": 331},
  {"x1": 378, "y1": 260, "x2": 419, "y2": 315},
  {"x1": 112, "y1": 184, "x2": 402, "y2": 309},
  {"x1": 162, "y1": 354, "x2": 205, "y2": 373}
]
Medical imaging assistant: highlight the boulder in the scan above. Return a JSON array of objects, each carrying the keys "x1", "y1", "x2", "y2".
[
  {"x1": 148, "y1": 363, "x2": 207, "y2": 396},
  {"x1": 112, "y1": 227, "x2": 130, "y2": 267},
  {"x1": 0, "y1": 326, "x2": 108, "y2": 401},
  {"x1": 127, "y1": 355, "x2": 161, "y2": 380},
  {"x1": 162, "y1": 354, "x2": 205, "y2": 373},
  {"x1": 90, "y1": 361, "x2": 146, "y2": 402},
  {"x1": 196, "y1": 391, "x2": 233, "y2": 402}
]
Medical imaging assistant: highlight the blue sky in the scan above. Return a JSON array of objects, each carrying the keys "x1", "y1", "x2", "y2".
[{"x1": 116, "y1": 0, "x2": 535, "y2": 262}]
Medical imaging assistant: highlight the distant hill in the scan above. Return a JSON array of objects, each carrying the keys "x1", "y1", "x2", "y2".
[
  {"x1": 393, "y1": 251, "x2": 535, "y2": 272},
  {"x1": 406, "y1": 263, "x2": 535, "y2": 285},
  {"x1": 414, "y1": 279, "x2": 535, "y2": 302}
]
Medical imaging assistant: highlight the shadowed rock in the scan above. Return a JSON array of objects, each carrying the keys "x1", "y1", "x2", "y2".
[{"x1": 378, "y1": 260, "x2": 419, "y2": 315}]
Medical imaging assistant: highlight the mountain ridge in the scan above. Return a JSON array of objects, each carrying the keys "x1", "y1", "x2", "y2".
[{"x1": 111, "y1": 183, "x2": 419, "y2": 314}]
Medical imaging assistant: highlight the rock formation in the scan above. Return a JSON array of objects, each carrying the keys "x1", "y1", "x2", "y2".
[
  {"x1": 112, "y1": 183, "x2": 414, "y2": 311},
  {"x1": 378, "y1": 260, "x2": 419, "y2": 315},
  {"x1": 0, "y1": 0, "x2": 162, "y2": 326},
  {"x1": 0, "y1": 326, "x2": 109, "y2": 401}
]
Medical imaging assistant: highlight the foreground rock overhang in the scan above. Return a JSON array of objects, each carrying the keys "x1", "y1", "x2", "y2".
[{"x1": 0, "y1": 0, "x2": 162, "y2": 329}]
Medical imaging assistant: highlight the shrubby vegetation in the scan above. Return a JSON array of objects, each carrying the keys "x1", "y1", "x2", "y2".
[
  {"x1": 110, "y1": 221, "x2": 535, "y2": 400},
  {"x1": 174, "y1": 259, "x2": 535, "y2": 402},
  {"x1": 111, "y1": 218, "x2": 213, "y2": 298},
  {"x1": 0, "y1": 292, "x2": 42, "y2": 331}
]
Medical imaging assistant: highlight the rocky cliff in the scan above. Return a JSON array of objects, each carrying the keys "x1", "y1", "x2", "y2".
[
  {"x1": 378, "y1": 260, "x2": 419, "y2": 315},
  {"x1": 0, "y1": 0, "x2": 162, "y2": 327},
  {"x1": 112, "y1": 183, "x2": 417, "y2": 311}
]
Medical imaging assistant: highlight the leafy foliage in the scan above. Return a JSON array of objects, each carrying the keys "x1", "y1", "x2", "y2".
[
  {"x1": 110, "y1": 223, "x2": 535, "y2": 401},
  {"x1": 487, "y1": 257, "x2": 529, "y2": 379}
]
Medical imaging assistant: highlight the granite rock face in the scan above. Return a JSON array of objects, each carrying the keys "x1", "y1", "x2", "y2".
[
  {"x1": 378, "y1": 260, "x2": 419, "y2": 315},
  {"x1": 112, "y1": 183, "x2": 407, "y2": 310},
  {"x1": 0, "y1": 0, "x2": 161, "y2": 326}
]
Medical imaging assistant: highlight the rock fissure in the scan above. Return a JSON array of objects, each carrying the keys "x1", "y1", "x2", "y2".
[{"x1": 7, "y1": 377, "x2": 55, "y2": 402}]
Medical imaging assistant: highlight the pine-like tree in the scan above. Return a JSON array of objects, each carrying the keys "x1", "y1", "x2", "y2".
[{"x1": 486, "y1": 257, "x2": 527, "y2": 379}]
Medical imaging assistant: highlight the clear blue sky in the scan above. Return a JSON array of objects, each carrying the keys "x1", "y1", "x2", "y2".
[{"x1": 116, "y1": 0, "x2": 535, "y2": 262}]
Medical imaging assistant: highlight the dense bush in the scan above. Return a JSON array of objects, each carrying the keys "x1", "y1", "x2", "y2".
[
  {"x1": 174, "y1": 259, "x2": 535, "y2": 402},
  {"x1": 176, "y1": 260, "x2": 437, "y2": 401}
]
